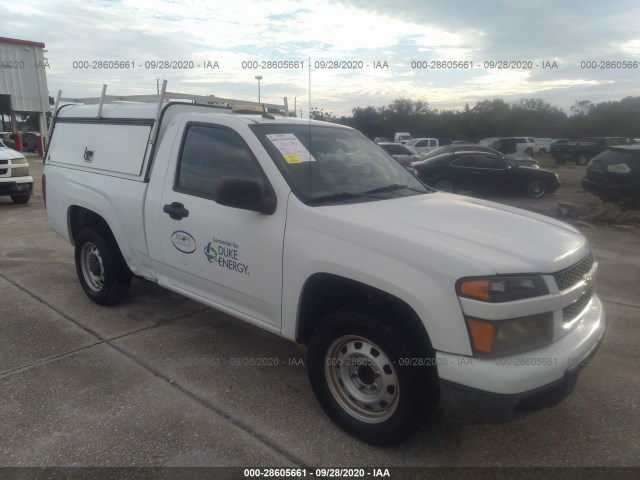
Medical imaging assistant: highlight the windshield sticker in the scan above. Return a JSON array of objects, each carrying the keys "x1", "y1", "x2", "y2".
[
  {"x1": 266, "y1": 133, "x2": 316, "y2": 164},
  {"x1": 204, "y1": 236, "x2": 250, "y2": 275},
  {"x1": 171, "y1": 230, "x2": 196, "y2": 254}
]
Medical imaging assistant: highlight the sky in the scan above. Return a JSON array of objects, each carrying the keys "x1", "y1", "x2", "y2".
[{"x1": 2, "y1": 0, "x2": 640, "y2": 118}]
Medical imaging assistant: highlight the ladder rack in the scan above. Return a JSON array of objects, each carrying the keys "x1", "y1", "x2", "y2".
[{"x1": 48, "y1": 80, "x2": 290, "y2": 141}]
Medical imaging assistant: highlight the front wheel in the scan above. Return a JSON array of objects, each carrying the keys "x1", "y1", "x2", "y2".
[
  {"x1": 11, "y1": 195, "x2": 30, "y2": 204},
  {"x1": 577, "y1": 154, "x2": 588, "y2": 165},
  {"x1": 307, "y1": 306, "x2": 438, "y2": 445},
  {"x1": 526, "y1": 178, "x2": 547, "y2": 198},
  {"x1": 75, "y1": 227, "x2": 132, "y2": 305}
]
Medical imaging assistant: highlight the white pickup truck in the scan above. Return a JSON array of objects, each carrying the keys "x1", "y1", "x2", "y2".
[
  {"x1": 43, "y1": 87, "x2": 605, "y2": 445},
  {"x1": 0, "y1": 140, "x2": 33, "y2": 203}
]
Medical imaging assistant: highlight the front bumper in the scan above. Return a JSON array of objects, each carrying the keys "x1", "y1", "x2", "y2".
[
  {"x1": 440, "y1": 327, "x2": 604, "y2": 424},
  {"x1": 436, "y1": 293, "x2": 606, "y2": 424},
  {"x1": 0, "y1": 178, "x2": 33, "y2": 196},
  {"x1": 582, "y1": 177, "x2": 639, "y2": 202}
]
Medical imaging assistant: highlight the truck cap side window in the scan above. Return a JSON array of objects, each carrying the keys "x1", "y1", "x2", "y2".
[{"x1": 175, "y1": 124, "x2": 268, "y2": 200}]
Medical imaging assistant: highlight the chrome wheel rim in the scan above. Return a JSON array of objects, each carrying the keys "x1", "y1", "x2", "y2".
[
  {"x1": 324, "y1": 335, "x2": 399, "y2": 424},
  {"x1": 527, "y1": 179, "x2": 546, "y2": 198},
  {"x1": 81, "y1": 242, "x2": 105, "y2": 292}
]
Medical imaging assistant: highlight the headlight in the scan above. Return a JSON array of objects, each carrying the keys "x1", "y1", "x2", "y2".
[
  {"x1": 11, "y1": 166, "x2": 30, "y2": 177},
  {"x1": 457, "y1": 275, "x2": 548, "y2": 302},
  {"x1": 607, "y1": 163, "x2": 631, "y2": 173},
  {"x1": 465, "y1": 313, "x2": 554, "y2": 357}
]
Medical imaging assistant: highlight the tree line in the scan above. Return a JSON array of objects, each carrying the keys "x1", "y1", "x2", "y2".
[{"x1": 309, "y1": 96, "x2": 640, "y2": 141}]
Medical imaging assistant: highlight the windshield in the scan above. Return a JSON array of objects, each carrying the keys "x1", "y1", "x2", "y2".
[{"x1": 251, "y1": 124, "x2": 429, "y2": 205}]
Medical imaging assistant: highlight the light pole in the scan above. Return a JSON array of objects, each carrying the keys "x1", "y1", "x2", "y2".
[{"x1": 255, "y1": 75, "x2": 262, "y2": 103}]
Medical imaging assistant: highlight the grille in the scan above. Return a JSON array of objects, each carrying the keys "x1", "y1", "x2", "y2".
[
  {"x1": 0, "y1": 159, "x2": 8, "y2": 165},
  {"x1": 563, "y1": 288, "x2": 594, "y2": 322},
  {"x1": 0, "y1": 168, "x2": 7, "y2": 175},
  {"x1": 553, "y1": 253, "x2": 594, "y2": 291}
]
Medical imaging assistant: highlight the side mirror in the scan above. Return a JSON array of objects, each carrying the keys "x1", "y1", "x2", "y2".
[{"x1": 216, "y1": 176, "x2": 276, "y2": 215}]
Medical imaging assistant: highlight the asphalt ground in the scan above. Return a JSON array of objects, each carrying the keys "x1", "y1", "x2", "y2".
[{"x1": 1, "y1": 157, "x2": 639, "y2": 470}]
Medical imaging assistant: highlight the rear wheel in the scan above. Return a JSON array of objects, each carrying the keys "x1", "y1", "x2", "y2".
[
  {"x1": 308, "y1": 306, "x2": 438, "y2": 445},
  {"x1": 75, "y1": 227, "x2": 132, "y2": 305},
  {"x1": 526, "y1": 178, "x2": 547, "y2": 198}
]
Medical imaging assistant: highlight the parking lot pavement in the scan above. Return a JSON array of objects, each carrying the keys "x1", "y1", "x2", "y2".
[{"x1": 1, "y1": 159, "x2": 639, "y2": 467}]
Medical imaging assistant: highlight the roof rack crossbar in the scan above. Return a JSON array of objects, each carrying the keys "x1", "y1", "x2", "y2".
[{"x1": 57, "y1": 82, "x2": 288, "y2": 113}]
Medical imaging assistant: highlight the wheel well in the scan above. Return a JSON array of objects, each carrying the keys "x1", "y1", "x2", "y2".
[
  {"x1": 68, "y1": 206, "x2": 113, "y2": 245},
  {"x1": 296, "y1": 273, "x2": 432, "y2": 351}
]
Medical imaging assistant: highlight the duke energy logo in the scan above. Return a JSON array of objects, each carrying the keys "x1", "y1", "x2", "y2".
[{"x1": 203, "y1": 242, "x2": 217, "y2": 263}]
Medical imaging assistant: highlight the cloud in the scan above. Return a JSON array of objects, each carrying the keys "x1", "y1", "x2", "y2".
[{"x1": 1, "y1": 0, "x2": 638, "y2": 116}]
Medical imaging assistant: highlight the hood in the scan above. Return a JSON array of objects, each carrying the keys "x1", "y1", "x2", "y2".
[
  {"x1": 321, "y1": 193, "x2": 588, "y2": 274},
  {"x1": 0, "y1": 146, "x2": 25, "y2": 162}
]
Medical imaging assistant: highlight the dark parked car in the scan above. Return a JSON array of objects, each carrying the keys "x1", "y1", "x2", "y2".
[
  {"x1": 411, "y1": 151, "x2": 560, "y2": 198},
  {"x1": 550, "y1": 137, "x2": 616, "y2": 165},
  {"x1": 22, "y1": 132, "x2": 42, "y2": 154},
  {"x1": 582, "y1": 145, "x2": 640, "y2": 207}
]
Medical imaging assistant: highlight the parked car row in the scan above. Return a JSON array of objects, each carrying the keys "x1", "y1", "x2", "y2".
[{"x1": 374, "y1": 136, "x2": 639, "y2": 207}]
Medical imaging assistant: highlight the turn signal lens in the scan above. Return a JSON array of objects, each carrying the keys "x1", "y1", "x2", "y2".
[
  {"x1": 467, "y1": 318, "x2": 495, "y2": 353},
  {"x1": 460, "y1": 280, "x2": 491, "y2": 300},
  {"x1": 465, "y1": 313, "x2": 554, "y2": 357}
]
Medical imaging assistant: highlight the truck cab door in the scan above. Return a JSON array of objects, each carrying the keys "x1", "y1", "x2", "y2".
[{"x1": 152, "y1": 121, "x2": 286, "y2": 328}]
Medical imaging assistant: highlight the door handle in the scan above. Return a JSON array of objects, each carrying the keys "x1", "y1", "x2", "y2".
[{"x1": 163, "y1": 202, "x2": 189, "y2": 220}]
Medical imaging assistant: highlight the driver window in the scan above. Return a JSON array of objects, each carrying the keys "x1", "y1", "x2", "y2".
[{"x1": 176, "y1": 125, "x2": 266, "y2": 198}]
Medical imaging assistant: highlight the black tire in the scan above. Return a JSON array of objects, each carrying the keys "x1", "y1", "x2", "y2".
[
  {"x1": 554, "y1": 156, "x2": 566, "y2": 165},
  {"x1": 74, "y1": 227, "x2": 132, "y2": 305},
  {"x1": 538, "y1": 148, "x2": 547, "y2": 156},
  {"x1": 11, "y1": 195, "x2": 30, "y2": 204},
  {"x1": 433, "y1": 177, "x2": 456, "y2": 193},
  {"x1": 526, "y1": 178, "x2": 547, "y2": 198},
  {"x1": 576, "y1": 154, "x2": 588, "y2": 166},
  {"x1": 525, "y1": 148, "x2": 533, "y2": 156},
  {"x1": 307, "y1": 305, "x2": 439, "y2": 445}
]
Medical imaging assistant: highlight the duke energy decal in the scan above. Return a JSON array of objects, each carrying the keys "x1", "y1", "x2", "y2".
[
  {"x1": 204, "y1": 237, "x2": 250, "y2": 275},
  {"x1": 171, "y1": 230, "x2": 196, "y2": 253}
]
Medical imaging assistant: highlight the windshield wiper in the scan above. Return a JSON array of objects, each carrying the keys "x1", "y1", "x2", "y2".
[
  {"x1": 307, "y1": 192, "x2": 368, "y2": 205},
  {"x1": 364, "y1": 184, "x2": 424, "y2": 194}
]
